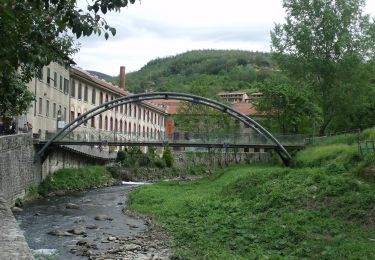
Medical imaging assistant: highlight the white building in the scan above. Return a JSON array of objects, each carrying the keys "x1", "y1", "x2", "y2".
[{"x1": 20, "y1": 63, "x2": 167, "y2": 143}]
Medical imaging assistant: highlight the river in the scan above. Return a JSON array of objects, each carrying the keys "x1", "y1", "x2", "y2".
[{"x1": 14, "y1": 184, "x2": 169, "y2": 259}]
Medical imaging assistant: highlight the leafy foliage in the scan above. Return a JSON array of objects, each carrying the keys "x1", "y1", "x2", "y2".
[
  {"x1": 0, "y1": 0, "x2": 137, "y2": 117},
  {"x1": 271, "y1": 0, "x2": 375, "y2": 134},
  {"x1": 254, "y1": 76, "x2": 320, "y2": 133},
  {"x1": 162, "y1": 147, "x2": 174, "y2": 168}
]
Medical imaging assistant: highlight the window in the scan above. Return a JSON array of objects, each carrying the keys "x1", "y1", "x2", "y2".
[
  {"x1": 128, "y1": 122, "x2": 131, "y2": 133},
  {"x1": 99, "y1": 115, "x2": 103, "y2": 129},
  {"x1": 64, "y1": 107, "x2": 67, "y2": 121},
  {"x1": 84, "y1": 86, "x2": 88, "y2": 102},
  {"x1": 78, "y1": 83, "x2": 82, "y2": 100},
  {"x1": 115, "y1": 119, "x2": 118, "y2": 131},
  {"x1": 120, "y1": 104, "x2": 123, "y2": 114},
  {"x1": 105, "y1": 94, "x2": 108, "y2": 103},
  {"x1": 47, "y1": 68, "x2": 51, "y2": 85},
  {"x1": 38, "y1": 98, "x2": 42, "y2": 114},
  {"x1": 91, "y1": 116, "x2": 95, "y2": 128},
  {"x1": 70, "y1": 111, "x2": 75, "y2": 121},
  {"x1": 143, "y1": 126, "x2": 145, "y2": 137},
  {"x1": 138, "y1": 107, "x2": 141, "y2": 119},
  {"x1": 53, "y1": 72, "x2": 57, "y2": 87},
  {"x1": 100, "y1": 92, "x2": 103, "y2": 104},
  {"x1": 63, "y1": 78, "x2": 69, "y2": 94},
  {"x1": 59, "y1": 76, "x2": 63, "y2": 91},
  {"x1": 119, "y1": 120, "x2": 122, "y2": 132},
  {"x1": 143, "y1": 110, "x2": 146, "y2": 121},
  {"x1": 38, "y1": 67, "x2": 43, "y2": 81},
  {"x1": 110, "y1": 117, "x2": 113, "y2": 131},
  {"x1": 71, "y1": 80, "x2": 75, "y2": 97},
  {"x1": 134, "y1": 105, "x2": 137, "y2": 118},
  {"x1": 92, "y1": 89, "x2": 96, "y2": 104},
  {"x1": 124, "y1": 121, "x2": 127, "y2": 132},
  {"x1": 125, "y1": 104, "x2": 127, "y2": 115},
  {"x1": 53, "y1": 103, "x2": 56, "y2": 118},
  {"x1": 105, "y1": 116, "x2": 108, "y2": 130},
  {"x1": 46, "y1": 100, "x2": 49, "y2": 117}
]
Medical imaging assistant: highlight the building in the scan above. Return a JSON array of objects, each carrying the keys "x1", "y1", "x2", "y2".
[
  {"x1": 217, "y1": 91, "x2": 250, "y2": 103},
  {"x1": 70, "y1": 66, "x2": 166, "y2": 142},
  {"x1": 20, "y1": 63, "x2": 167, "y2": 143},
  {"x1": 19, "y1": 61, "x2": 71, "y2": 139}
]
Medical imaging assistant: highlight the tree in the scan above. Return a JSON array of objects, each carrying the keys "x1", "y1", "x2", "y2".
[
  {"x1": 254, "y1": 77, "x2": 320, "y2": 134},
  {"x1": 271, "y1": 0, "x2": 375, "y2": 135},
  {"x1": 0, "y1": 0, "x2": 137, "y2": 118}
]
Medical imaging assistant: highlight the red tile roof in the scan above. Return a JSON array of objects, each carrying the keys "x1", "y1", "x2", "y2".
[{"x1": 149, "y1": 99, "x2": 261, "y2": 117}]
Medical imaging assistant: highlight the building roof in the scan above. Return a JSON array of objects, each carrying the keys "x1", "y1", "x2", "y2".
[
  {"x1": 231, "y1": 102, "x2": 260, "y2": 116},
  {"x1": 70, "y1": 66, "x2": 130, "y2": 97},
  {"x1": 149, "y1": 99, "x2": 261, "y2": 117},
  {"x1": 149, "y1": 99, "x2": 183, "y2": 115},
  {"x1": 70, "y1": 67, "x2": 166, "y2": 113}
]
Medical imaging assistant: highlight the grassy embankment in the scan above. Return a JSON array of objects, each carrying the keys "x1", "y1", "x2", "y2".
[
  {"x1": 27, "y1": 166, "x2": 117, "y2": 199},
  {"x1": 129, "y1": 129, "x2": 375, "y2": 259}
]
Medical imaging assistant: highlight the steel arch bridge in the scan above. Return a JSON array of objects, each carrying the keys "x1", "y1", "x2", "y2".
[{"x1": 37, "y1": 92, "x2": 293, "y2": 165}]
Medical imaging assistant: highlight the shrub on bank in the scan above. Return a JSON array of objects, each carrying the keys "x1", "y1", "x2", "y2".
[{"x1": 38, "y1": 166, "x2": 117, "y2": 195}]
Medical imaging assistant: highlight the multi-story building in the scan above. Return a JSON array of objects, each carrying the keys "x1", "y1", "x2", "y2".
[
  {"x1": 19, "y1": 63, "x2": 167, "y2": 143},
  {"x1": 18, "y1": 62, "x2": 71, "y2": 138},
  {"x1": 217, "y1": 91, "x2": 250, "y2": 103},
  {"x1": 70, "y1": 66, "x2": 166, "y2": 142}
]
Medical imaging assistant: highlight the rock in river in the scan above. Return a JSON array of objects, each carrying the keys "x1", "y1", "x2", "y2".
[
  {"x1": 94, "y1": 214, "x2": 113, "y2": 221},
  {"x1": 66, "y1": 203, "x2": 80, "y2": 209},
  {"x1": 47, "y1": 229, "x2": 73, "y2": 236},
  {"x1": 67, "y1": 227, "x2": 86, "y2": 235}
]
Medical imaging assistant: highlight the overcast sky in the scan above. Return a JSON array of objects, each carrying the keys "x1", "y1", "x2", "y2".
[{"x1": 73, "y1": 0, "x2": 375, "y2": 76}]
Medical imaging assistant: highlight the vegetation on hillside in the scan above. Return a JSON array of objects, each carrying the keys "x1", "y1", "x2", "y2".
[
  {"x1": 129, "y1": 128, "x2": 375, "y2": 259},
  {"x1": 119, "y1": 50, "x2": 276, "y2": 95}
]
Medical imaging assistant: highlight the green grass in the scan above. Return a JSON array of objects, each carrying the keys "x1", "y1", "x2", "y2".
[
  {"x1": 37, "y1": 166, "x2": 117, "y2": 195},
  {"x1": 129, "y1": 130, "x2": 375, "y2": 259}
]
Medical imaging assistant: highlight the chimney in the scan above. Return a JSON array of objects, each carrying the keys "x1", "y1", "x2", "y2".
[{"x1": 119, "y1": 66, "x2": 126, "y2": 90}]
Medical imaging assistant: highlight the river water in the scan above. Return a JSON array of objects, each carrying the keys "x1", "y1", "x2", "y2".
[{"x1": 14, "y1": 185, "x2": 147, "y2": 259}]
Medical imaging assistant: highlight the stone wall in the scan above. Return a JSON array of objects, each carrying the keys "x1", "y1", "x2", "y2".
[
  {"x1": 0, "y1": 134, "x2": 114, "y2": 206},
  {"x1": 0, "y1": 134, "x2": 39, "y2": 206},
  {"x1": 0, "y1": 195, "x2": 33, "y2": 259}
]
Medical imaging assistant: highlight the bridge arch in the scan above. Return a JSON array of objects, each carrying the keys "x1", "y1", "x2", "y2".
[{"x1": 37, "y1": 92, "x2": 293, "y2": 165}]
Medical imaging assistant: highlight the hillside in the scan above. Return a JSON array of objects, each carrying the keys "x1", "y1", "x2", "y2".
[
  {"x1": 118, "y1": 50, "x2": 277, "y2": 96},
  {"x1": 86, "y1": 70, "x2": 113, "y2": 82}
]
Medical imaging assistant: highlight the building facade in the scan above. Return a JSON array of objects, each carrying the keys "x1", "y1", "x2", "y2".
[{"x1": 20, "y1": 63, "x2": 167, "y2": 143}]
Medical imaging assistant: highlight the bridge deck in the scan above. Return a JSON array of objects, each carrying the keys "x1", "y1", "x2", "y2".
[{"x1": 38, "y1": 140, "x2": 304, "y2": 150}]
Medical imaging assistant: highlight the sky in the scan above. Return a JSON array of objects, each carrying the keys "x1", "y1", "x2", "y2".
[{"x1": 73, "y1": 0, "x2": 375, "y2": 76}]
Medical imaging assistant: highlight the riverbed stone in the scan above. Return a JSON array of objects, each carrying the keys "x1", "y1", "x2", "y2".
[
  {"x1": 86, "y1": 223, "x2": 98, "y2": 229},
  {"x1": 67, "y1": 227, "x2": 86, "y2": 235},
  {"x1": 94, "y1": 214, "x2": 113, "y2": 221},
  {"x1": 66, "y1": 203, "x2": 80, "y2": 209},
  {"x1": 11, "y1": 206, "x2": 23, "y2": 212},
  {"x1": 48, "y1": 229, "x2": 73, "y2": 236},
  {"x1": 107, "y1": 236, "x2": 117, "y2": 241}
]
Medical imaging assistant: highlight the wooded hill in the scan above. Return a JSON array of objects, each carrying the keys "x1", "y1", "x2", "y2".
[{"x1": 115, "y1": 50, "x2": 277, "y2": 96}]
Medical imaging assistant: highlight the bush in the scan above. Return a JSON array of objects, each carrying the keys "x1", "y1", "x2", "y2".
[
  {"x1": 116, "y1": 150, "x2": 126, "y2": 162},
  {"x1": 153, "y1": 158, "x2": 167, "y2": 168},
  {"x1": 162, "y1": 147, "x2": 174, "y2": 167}
]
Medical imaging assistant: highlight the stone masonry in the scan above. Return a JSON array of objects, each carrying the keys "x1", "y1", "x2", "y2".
[
  {"x1": 0, "y1": 195, "x2": 33, "y2": 259},
  {"x1": 0, "y1": 134, "x2": 39, "y2": 206}
]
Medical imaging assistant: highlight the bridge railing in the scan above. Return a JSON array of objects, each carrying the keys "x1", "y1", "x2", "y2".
[{"x1": 45, "y1": 128, "x2": 308, "y2": 146}]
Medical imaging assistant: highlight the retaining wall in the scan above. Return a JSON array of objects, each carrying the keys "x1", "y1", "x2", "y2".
[{"x1": 0, "y1": 134, "x2": 39, "y2": 206}]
